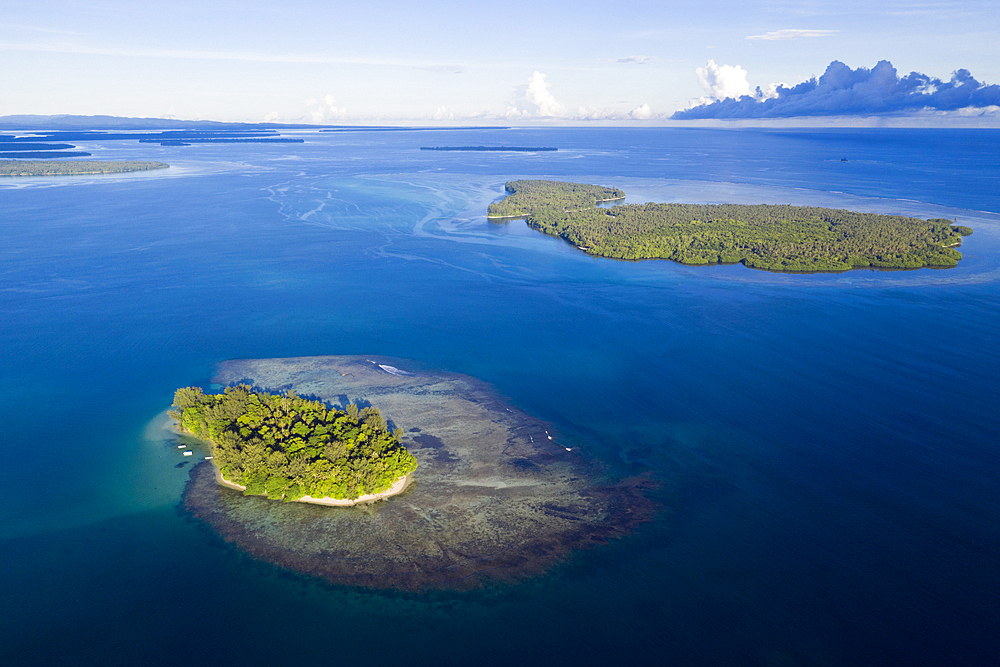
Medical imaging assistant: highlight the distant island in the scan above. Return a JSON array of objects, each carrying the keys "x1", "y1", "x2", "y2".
[
  {"x1": 488, "y1": 180, "x2": 972, "y2": 272},
  {"x1": 0, "y1": 126, "x2": 304, "y2": 158},
  {"x1": 421, "y1": 146, "x2": 557, "y2": 152},
  {"x1": 0, "y1": 142, "x2": 76, "y2": 151},
  {"x1": 0, "y1": 160, "x2": 168, "y2": 176},
  {"x1": 170, "y1": 385, "x2": 417, "y2": 504},
  {"x1": 0, "y1": 151, "x2": 91, "y2": 159},
  {"x1": 138, "y1": 137, "x2": 305, "y2": 145}
]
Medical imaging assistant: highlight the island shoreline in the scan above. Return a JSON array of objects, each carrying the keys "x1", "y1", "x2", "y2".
[
  {"x1": 214, "y1": 465, "x2": 410, "y2": 506},
  {"x1": 172, "y1": 417, "x2": 412, "y2": 507},
  {"x1": 179, "y1": 354, "x2": 659, "y2": 590}
]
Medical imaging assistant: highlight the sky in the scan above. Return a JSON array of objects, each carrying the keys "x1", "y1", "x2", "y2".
[{"x1": 2, "y1": 0, "x2": 998, "y2": 125}]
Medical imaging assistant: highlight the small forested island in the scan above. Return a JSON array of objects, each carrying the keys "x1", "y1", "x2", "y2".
[
  {"x1": 0, "y1": 142, "x2": 76, "y2": 151},
  {"x1": 488, "y1": 180, "x2": 972, "y2": 271},
  {"x1": 170, "y1": 385, "x2": 417, "y2": 503},
  {"x1": 0, "y1": 160, "x2": 168, "y2": 176},
  {"x1": 138, "y1": 137, "x2": 305, "y2": 144},
  {"x1": 421, "y1": 146, "x2": 557, "y2": 152}
]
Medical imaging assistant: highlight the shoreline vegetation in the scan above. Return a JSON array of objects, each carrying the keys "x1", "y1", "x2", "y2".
[
  {"x1": 170, "y1": 385, "x2": 417, "y2": 504},
  {"x1": 214, "y1": 466, "x2": 410, "y2": 506},
  {"x1": 0, "y1": 160, "x2": 168, "y2": 176},
  {"x1": 487, "y1": 179, "x2": 972, "y2": 272}
]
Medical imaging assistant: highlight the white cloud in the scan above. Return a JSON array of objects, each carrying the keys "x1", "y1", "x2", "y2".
[
  {"x1": 0, "y1": 40, "x2": 466, "y2": 70},
  {"x1": 505, "y1": 71, "x2": 568, "y2": 118},
  {"x1": 746, "y1": 29, "x2": 838, "y2": 41},
  {"x1": 501, "y1": 70, "x2": 657, "y2": 122},
  {"x1": 629, "y1": 103, "x2": 653, "y2": 120},
  {"x1": 264, "y1": 111, "x2": 281, "y2": 122},
  {"x1": 305, "y1": 94, "x2": 348, "y2": 123},
  {"x1": 755, "y1": 83, "x2": 782, "y2": 100},
  {"x1": 504, "y1": 106, "x2": 532, "y2": 119},
  {"x1": 432, "y1": 106, "x2": 454, "y2": 120},
  {"x1": 525, "y1": 71, "x2": 567, "y2": 117},
  {"x1": 575, "y1": 106, "x2": 618, "y2": 120},
  {"x1": 696, "y1": 60, "x2": 751, "y2": 101}
]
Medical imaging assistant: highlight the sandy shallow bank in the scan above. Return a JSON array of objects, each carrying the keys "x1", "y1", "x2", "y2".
[
  {"x1": 214, "y1": 466, "x2": 410, "y2": 506},
  {"x1": 182, "y1": 355, "x2": 658, "y2": 590}
]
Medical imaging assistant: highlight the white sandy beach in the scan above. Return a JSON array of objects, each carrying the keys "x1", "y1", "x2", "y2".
[{"x1": 214, "y1": 465, "x2": 410, "y2": 506}]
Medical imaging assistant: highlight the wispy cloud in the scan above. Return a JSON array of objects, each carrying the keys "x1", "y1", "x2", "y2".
[
  {"x1": 0, "y1": 40, "x2": 463, "y2": 70},
  {"x1": 611, "y1": 55, "x2": 655, "y2": 64},
  {"x1": 0, "y1": 23, "x2": 83, "y2": 36},
  {"x1": 674, "y1": 60, "x2": 1000, "y2": 119},
  {"x1": 746, "y1": 29, "x2": 838, "y2": 41}
]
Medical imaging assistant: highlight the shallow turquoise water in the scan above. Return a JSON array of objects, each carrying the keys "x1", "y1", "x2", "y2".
[{"x1": 1, "y1": 128, "x2": 998, "y2": 665}]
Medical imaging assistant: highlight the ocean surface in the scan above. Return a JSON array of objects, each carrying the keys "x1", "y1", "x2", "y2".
[{"x1": 1, "y1": 128, "x2": 998, "y2": 666}]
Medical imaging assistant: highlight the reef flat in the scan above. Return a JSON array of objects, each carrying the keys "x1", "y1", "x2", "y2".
[{"x1": 182, "y1": 355, "x2": 656, "y2": 590}]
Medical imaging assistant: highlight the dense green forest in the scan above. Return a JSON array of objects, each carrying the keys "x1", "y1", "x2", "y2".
[
  {"x1": 487, "y1": 179, "x2": 625, "y2": 218},
  {"x1": 0, "y1": 160, "x2": 168, "y2": 176},
  {"x1": 488, "y1": 180, "x2": 971, "y2": 271},
  {"x1": 170, "y1": 386, "x2": 417, "y2": 502}
]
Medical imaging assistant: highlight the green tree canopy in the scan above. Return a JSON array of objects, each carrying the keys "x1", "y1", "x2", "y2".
[
  {"x1": 488, "y1": 180, "x2": 971, "y2": 272},
  {"x1": 170, "y1": 385, "x2": 417, "y2": 502}
]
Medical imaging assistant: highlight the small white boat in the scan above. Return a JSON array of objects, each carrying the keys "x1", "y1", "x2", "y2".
[
  {"x1": 377, "y1": 363, "x2": 415, "y2": 376},
  {"x1": 204, "y1": 456, "x2": 214, "y2": 460},
  {"x1": 183, "y1": 451, "x2": 193, "y2": 457},
  {"x1": 177, "y1": 445, "x2": 187, "y2": 449}
]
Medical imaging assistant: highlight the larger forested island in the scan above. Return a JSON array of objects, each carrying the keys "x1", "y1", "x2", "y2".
[
  {"x1": 0, "y1": 160, "x2": 168, "y2": 176},
  {"x1": 488, "y1": 180, "x2": 973, "y2": 271},
  {"x1": 170, "y1": 386, "x2": 417, "y2": 502}
]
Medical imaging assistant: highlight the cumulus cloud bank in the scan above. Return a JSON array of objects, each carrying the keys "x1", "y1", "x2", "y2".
[{"x1": 673, "y1": 60, "x2": 1000, "y2": 119}]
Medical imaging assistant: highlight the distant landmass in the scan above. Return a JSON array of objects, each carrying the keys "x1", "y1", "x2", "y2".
[
  {"x1": 0, "y1": 121, "x2": 307, "y2": 159},
  {"x1": 138, "y1": 137, "x2": 305, "y2": 145},
  {"x1": 0, "y1": 142, "x2": 76, "y2": 151},
  {"x1": 0, "y1": 114, "x2": 321, "y2": 131},
  {"x1": 0, "y1": 160, "x2": 168, "y2": 176},
  {"x1": 421, "y1": 146, "x2": 557, "y2": 152},
  {"x1": 320, "y1": 126, "x2": 508, "y2": 132},
  {"x1": 0, "y1": 151, "x2": 91, "y2": 158},
  {"x1": 488, "y1": 179, "x2": 972, "y2": 272}
]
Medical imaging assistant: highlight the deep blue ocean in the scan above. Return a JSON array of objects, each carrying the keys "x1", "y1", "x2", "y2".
[{"x1": 2, "y1": 128, "x2": 998, "y2": 666}]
